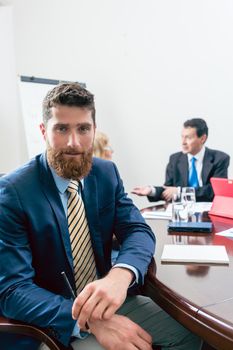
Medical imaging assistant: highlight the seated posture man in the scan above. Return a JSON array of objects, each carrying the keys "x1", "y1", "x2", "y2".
[
  {"x1": 132, "y1": 118, "x2": 230, "y2": 202},
  {"x1": 0, "y1": 83, "x2": 202, "y2": 350}
]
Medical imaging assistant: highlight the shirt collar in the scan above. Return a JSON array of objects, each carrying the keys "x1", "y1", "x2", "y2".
[
  {"x1": 188, "y1": 146, "x2": 205, "y2": 163},
  {"x1": 49, "y1": 166, "x2": 84, "y2": 194}
]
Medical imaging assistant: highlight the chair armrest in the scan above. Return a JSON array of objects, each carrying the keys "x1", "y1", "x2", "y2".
[{"x1": 0, "y1": 316, "x2": 71, "y2": 350}]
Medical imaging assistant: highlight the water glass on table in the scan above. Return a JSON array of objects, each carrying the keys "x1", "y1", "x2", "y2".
[
  {"x1": 172, "y1": 192, "x2": 188, "y2": 222},
  {"x1": 182, "y1": 187, "x2": 196, "y2": 219}
]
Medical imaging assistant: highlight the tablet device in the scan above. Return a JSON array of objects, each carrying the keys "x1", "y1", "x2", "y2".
[
  {"x1": 209, "y1": 177, "x2": 233, "y2": 219},
  {"x1": 210, "y1": 177, "x2": 233, "y2": 197},
  {"x1": 168, "y1": 222, "x2": 213, "y2": 233}
]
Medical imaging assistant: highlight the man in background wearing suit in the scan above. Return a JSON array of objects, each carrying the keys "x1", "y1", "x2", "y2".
[
  {"x1": 0, "y1": 83, "x2": 202, "y2": 350},
  {"x1": 132, "y1": 118, "x2": 230, "y2": 202}
]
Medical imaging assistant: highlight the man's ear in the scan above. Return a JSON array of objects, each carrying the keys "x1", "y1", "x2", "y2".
[
  {"x1": 200, "y1": 134, "x2": 207, "y2": 145},
  {"x1": 93, "y1": 125, "x2": 96, "y2": 140},
  {"x1": 40, "y1": 123, "x2": 46, "y2": 141}
]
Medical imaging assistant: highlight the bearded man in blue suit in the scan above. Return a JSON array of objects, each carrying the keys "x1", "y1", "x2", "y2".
[{"x1": 0, "y1": 83, "x2": 202, "y2": 350}]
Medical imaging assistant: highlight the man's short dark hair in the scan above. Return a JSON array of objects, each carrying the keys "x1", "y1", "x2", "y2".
[
  {"x1": 183, "y1": 118, "x2": 208, "y2": 138},
  {"x1": 42, "y1": 82, "x2": 96, "y2": 125}
]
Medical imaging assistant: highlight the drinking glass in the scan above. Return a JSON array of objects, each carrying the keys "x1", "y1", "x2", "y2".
[
  {"x1": 182, "y1": 187, "x2": 196, "y2": 218},
  {"x1": 172, "y1": 192, "x2": 188, "y2": 222}
]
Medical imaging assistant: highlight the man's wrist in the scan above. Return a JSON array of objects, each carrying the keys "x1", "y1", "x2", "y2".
[
  {"x1": 148, "y1": 186, "x2": 156, "y2": 197},
  {"x1": 109, "y1": 266, "x2": 134, "y2": 286},
  {"x1": 113, "y1": 263, "x2": 138, "y2": 286}
]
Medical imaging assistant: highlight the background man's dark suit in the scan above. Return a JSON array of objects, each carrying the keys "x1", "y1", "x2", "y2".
[
  {"x1": 148, "y1": 147, "x2": 230, "y2": 202},
  {"x1": 0, "y1": 154, "x2": 155, "y2": 349}
]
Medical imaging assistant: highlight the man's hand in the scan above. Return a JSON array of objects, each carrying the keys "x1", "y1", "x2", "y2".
[
  {"x1": 131, "y1": 186, "x2": 152, "y2": 196},
  {"x1": 161, "y1": 186, "x2": 178, "y2": 202},
  {"x1": 72, "y1": 267, "x2": 134, "y2": 330},
  {"x1": 89, "y1": 314, "x2": 153, "y2": 350}
]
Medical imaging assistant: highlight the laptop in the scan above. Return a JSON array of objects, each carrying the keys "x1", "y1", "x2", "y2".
[{"x1": 209, "y1": 177, "x2": 233, "y2": 219}]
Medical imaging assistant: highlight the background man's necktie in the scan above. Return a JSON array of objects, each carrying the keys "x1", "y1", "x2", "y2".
[
  {"x1": 188, "y1": 157, "x2": 199, "y2": 188},
  {"x1": 67, "y1": 180, "x2": 97, "y2": 294}
]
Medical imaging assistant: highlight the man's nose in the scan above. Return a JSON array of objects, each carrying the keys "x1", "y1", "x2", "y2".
[{"x1": 67, "y1": 131, "x2": 80, "y2": 147}]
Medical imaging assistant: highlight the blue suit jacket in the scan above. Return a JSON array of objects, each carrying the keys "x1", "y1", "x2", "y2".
[{"x1": 0, "y1": 154, "x2": 155, "y2": 348}]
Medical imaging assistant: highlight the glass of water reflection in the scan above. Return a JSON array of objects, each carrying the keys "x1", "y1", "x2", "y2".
[
  {"x1": 172, "y1": 192, "x2": 188, "y2": 222},
  {"x1": 182, "y1": 187, "x2": 196, "y2": 218}
]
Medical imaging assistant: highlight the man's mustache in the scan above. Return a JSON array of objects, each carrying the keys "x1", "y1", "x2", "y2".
[{"x1": 58, "y1": 148, "x2": 84, "y2": 156}]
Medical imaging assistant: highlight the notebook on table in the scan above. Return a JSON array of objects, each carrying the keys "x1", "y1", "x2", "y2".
[
  {"x1": 167, "y1": 222, "x2": 213, "y2": 233},
  {"x1": 209, "y1": 178, "x2": 233, "y2": 219},
  {"x1": 161, "y1": 244, "x2": 229, "y2": 264}
]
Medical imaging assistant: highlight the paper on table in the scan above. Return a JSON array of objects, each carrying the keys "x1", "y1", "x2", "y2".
[
  {"x1": 194, "y1": 202, "x2": 213, "y2": 213},
  {"x1": 161, "y1": 244, "x2": 229, "y2": 264},
  {"x1": 142, "y1": 201, "x2": 212, "y2": 220},
  {"x1": 142, "y1": 211, "x2": 172, "y2": 219},
  {"x1": 142, "y1": 202, "x2": 212, "y2": 220},
  {"x1": 142, "y1": 203, "x2": 172, "y2": 219},
  {"x1": 216, "y1": 228, "x2": 233, "y2": 238}
]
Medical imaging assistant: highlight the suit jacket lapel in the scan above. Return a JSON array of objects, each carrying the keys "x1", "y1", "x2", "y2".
[
  {"x1": 38, "y1": 154, "x2": 74, "y2": 272},
  {"x1": 83, "y1": 173, "x2": 106, "y2": 275},
  {"x1": 177, "y1": 153, "x2": 189, "y2": 186},
  {"x1": 201, "y1": 148, "x2": 213, "y2": 185}
]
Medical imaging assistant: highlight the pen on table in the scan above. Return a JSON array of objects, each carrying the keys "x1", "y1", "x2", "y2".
[{"x1": 61, "y1": 271, "x2": 76, "y2": 300}]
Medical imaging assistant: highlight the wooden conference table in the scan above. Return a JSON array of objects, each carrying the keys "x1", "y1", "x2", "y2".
[{"x1": 142, "y1": 206, "x2": 233, "y2": 350}]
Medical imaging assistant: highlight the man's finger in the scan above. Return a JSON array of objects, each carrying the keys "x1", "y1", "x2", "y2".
[
  {"x1": 102, "y1": 303, "x2": 120, "y2": 320},
  {"x1": 72, "y1": 285, "x2": 93, "y2": 319},
  {"x1": 137, "y1": 327, "x2": 152, "y2": 344},
  {"x1": 76, "y1": 295, "x2": 101, "y2": 329},
  {"x1": 89, "y1": 299, "x2": 109, "y2": 321}
]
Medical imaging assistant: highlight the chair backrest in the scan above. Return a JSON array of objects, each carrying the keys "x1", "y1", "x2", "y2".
[{"x1": 0, "y1": 316, "x2": 69, "y2": 350}]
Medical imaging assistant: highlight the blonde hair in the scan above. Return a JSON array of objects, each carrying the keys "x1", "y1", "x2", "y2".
[{"x1": 93, "y1": 131, "x2": 112, "y2": 159}]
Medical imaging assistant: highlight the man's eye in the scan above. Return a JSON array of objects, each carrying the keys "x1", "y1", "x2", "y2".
[
  {"x1": 79, "y1": 125, "x2": 91, "y2": 133},
  {"x1": 56, "y1": 126, "x2": 67, "y2": 133}
]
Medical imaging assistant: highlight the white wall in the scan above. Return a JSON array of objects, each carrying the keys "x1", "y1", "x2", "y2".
[
  {"x1": 0, "y1": 5, "x2": 27, "y2": 173},
  {"x1": 1, "y1": 0, "x2": 233, "y2": 208}
]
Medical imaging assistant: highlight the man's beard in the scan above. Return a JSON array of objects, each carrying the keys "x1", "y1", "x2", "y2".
[{"x1": 47, "y1": 144, "x2": 93, "y2": 181}]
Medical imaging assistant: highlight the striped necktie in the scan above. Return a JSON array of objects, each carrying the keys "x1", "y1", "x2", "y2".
[
  {"x1": 67, "y1": 180, "x2": 97, "y2": 294},
  {"x1": 188, "y1": 157, "x2": 199, "y2": 188}
]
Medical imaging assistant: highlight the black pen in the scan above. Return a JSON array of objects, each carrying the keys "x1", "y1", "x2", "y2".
[
  {"x1": 62, "y1": 271, "x2": 91, "y2": 332},
  {"x1": 61, "y1": 271, "x2": 76, "y2": 300}
]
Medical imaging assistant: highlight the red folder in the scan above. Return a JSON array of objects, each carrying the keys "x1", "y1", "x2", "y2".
[{"x1": 209, "y1": 177, "x2": 233, "y2": 219}]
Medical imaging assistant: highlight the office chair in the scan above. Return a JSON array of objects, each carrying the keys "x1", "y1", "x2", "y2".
[{"x1": 0, "y1": 316, "x2": 71, "y2": 350}]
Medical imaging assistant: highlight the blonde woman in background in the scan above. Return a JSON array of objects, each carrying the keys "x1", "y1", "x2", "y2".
[{"x1": 93, "y1": 130, "x2": 113, "y2": 160}]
